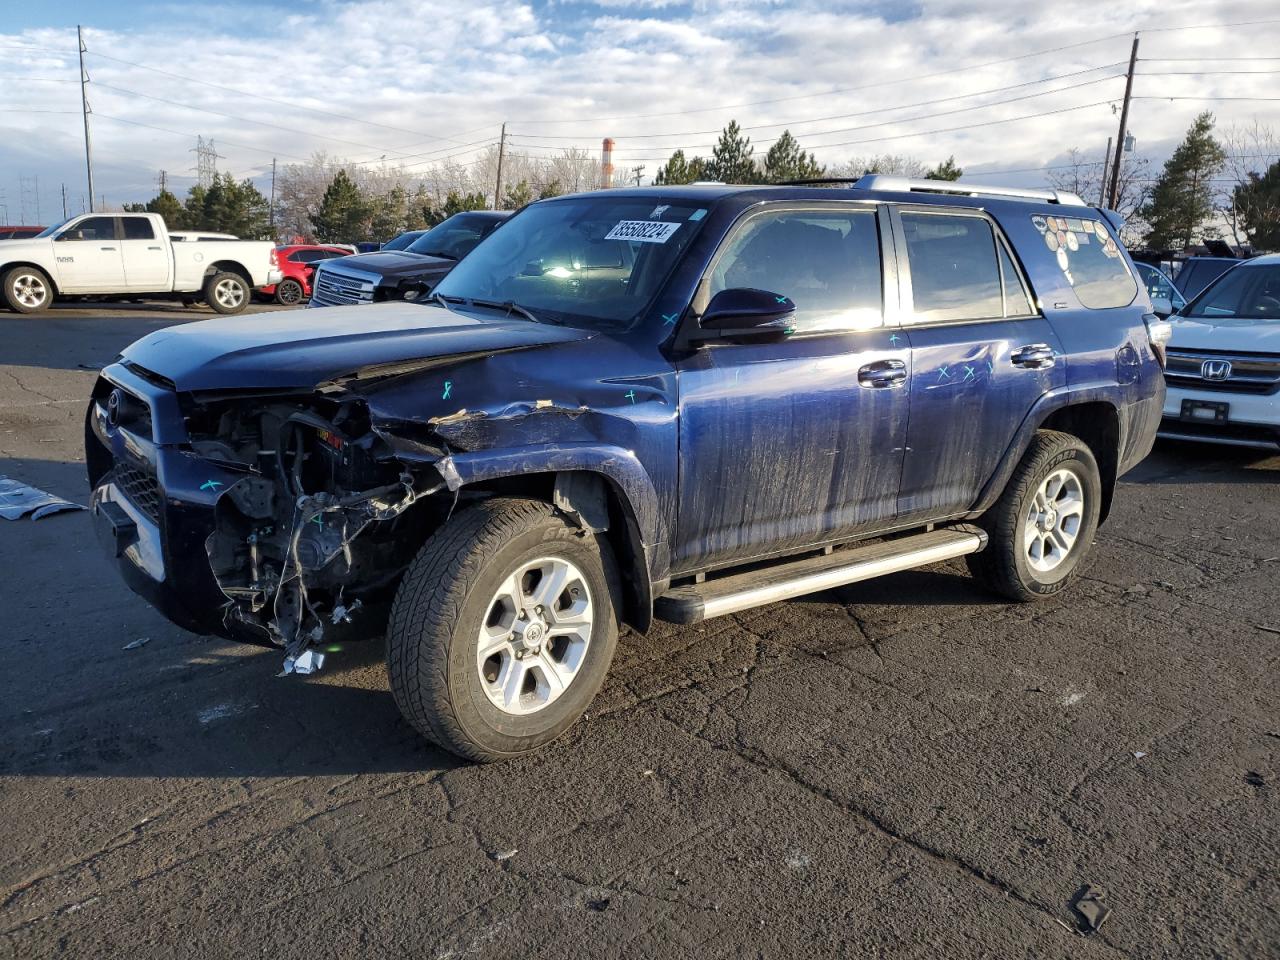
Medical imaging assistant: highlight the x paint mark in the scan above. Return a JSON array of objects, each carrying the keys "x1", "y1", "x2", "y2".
[
  {"x1": 200, "y1": 480, "x2": 223, "y2": 492},
  {"x1": 987, "y1": 360, "x2": 995, "y2": 374},
  {"x1": 311, "y1": 514, "x2": 324, "y2": 528},
  {"x1": 963, "y1": 364, "x2": 976, "y2": 382},
  {"x1": 889, "y1": 333, "x2": 902, "y2": 346},
  {"x1": 442, "y1": 380, "x2": 452, "y2": 400},
  {"x1": 775, "y1": 296, "x2": 788, "y2": 304},
  {"x1": 625, "y1": 389, "x2": 637, "y2": 404},
  {"x1": 937, "y1": 365, "x2": 952, "y2": 382},
  {"x1": 662, "y1": 312, "x2": 679, "y2": 326}
]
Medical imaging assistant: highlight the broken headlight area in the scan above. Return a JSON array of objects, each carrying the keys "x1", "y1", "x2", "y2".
[{"x1": 191, "y1": 395, "x2": 446, "y2": 657}]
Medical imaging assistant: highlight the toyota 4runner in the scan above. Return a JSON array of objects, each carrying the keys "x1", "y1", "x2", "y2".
[{"x1": 86, "y1": 177, "x2": 1168, "y2": 761}]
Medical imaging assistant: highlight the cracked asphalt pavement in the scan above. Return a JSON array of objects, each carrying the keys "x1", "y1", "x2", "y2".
[{"x1": 2, "y1": 304, "x2": 1278, "y2": 958}]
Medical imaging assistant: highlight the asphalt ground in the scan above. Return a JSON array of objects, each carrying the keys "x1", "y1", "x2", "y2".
[{"x1": 1, "y1": 302, "x2": 1277, "y2": 959}]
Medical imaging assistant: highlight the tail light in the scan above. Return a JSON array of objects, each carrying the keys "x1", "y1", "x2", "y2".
[
  {"x1": 269, "y1": 248, "x2": 279, "y2": 267},
  {"x1": 1144, "y1": 313, "x2": 1172, "y2": 369}
]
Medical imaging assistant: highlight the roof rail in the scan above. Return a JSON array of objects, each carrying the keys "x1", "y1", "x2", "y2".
[{"x1": 853, "y1": 175, "x2": 1088, "y2": 206}]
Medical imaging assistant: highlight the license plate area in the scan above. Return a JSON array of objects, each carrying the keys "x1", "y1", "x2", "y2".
[{"x1": 1181, "y1": 399, "x2": 1229, "y2": 423}]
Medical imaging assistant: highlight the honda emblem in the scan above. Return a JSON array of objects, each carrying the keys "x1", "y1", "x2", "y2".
[{"x1": 1200, "y1": 359, "x2": 1232, "y2": 381}]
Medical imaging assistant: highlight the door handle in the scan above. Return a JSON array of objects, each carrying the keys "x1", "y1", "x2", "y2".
[
  {"x1": 858, "y1": 359, "x2": 907, "y2": 388},
  {"x1": 1011, "y1": 344, "x2": 1055, "y2": 369},
  {"x1": 147, "y1": 245, "x2": 162, "y2": 251},
  {"x1": 100, "y1": 246, "x2": 117, "y2": 251}
]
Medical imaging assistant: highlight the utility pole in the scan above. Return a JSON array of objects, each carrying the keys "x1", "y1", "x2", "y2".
[
  {"x1": 494, "y1": 123, "x2": 507, "y2": 210},
  {"x1": 61, "y1": 183, "x2": 68, "y2": 219},
  {"x1": 78, "y1": 25, "x2": 95, "y2": 212},
  {"x1": 1107, "y1": 33, "x2": 1139, "y2": 210},
  {"x1": 1099, "y1": 136, "x2": 1112, "y2": 207},
  {"x1": 631, "y1": 165, "x2": 646, "y2": 187},
  {"x1": 269, "y1": 157, "x2": 277, "y2": 232}
]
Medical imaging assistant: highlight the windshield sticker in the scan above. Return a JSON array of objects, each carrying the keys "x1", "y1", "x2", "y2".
[
  {"x1": 649, "y1": 204, "x2": 670, "y2": 219},
  {"x1": 1056, "y1": 248, "x2": 1070, "y2": 271},
  {"x1": 1045, "y1": 232, "x2": 1059, "y2": 252},
  {"x1": 1066, "y1": 232, "x2": 1080, "y2": 252},
  {"x1": 689, "y1": 208, "x2": 707, "y2": 221},
  {"x1": 605, "y1": 220, "x2": 682, "y2": 243},
  {"x1": 1032, "y1": 215, "x2": 1048, "y2": 233}
]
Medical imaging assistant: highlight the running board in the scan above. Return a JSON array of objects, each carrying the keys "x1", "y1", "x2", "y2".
[{"x1": 654, "y1": 526, "x2": 987, "y2": 625}]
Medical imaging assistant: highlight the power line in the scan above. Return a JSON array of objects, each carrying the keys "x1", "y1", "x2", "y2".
[
  {"x1": 1134, "y1": 95, "x2": 1280, "y2": 102},
  {"x1": 508, "y1": 63, "x2": 1128, "y2": 141}
]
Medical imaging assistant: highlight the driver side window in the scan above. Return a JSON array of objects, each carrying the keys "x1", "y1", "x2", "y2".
[
  {"x1": 708, "y1": 207, "x2": 884, "y2": 333},
  {"x1": 61, "y1": 216, "x2": 118, "y2": 242}
]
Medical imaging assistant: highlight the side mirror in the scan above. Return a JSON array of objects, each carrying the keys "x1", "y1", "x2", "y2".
[
  {"x1": 696, "y1": 288, "x2": 796, "y2": 343},
  {"x1": 1150, "y1": 295, "x2": 1173, "y2": 318},
  {"x1": 57, "y1": 230, "x2": 82, "y2": 242}
]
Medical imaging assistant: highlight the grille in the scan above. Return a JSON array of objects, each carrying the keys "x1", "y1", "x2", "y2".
[
  {"x1": 112, "y1": 461, "x2": 162, "y2": 526},
  {"x1": 310, "y1": 267, "x2": 375, "y2": 307},
  {"x1": 1165, "y1": 348, "x2": 1280, "y2": 396}
]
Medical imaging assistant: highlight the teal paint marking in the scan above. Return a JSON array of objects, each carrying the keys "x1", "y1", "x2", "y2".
[
  {"x1": 775, "y1": 296, "x2": 788, "y2": 304},
  {"x1": 625, "y1": 389, "x2": 637, "y2": 404},
  {"x1": 889, "y1": 333, "x2": 902, "y2": 346},
  {"x1": 200, "y1": 480, "x2": 223, "y2": 492},
  {"x1": 963, "y1": 364, "x2": 976, "y2": 382},
  {"x1": 662, "y1": 312, "x2": 679, "y2": 326},
  {"x1": 986, "y1": 360, "x2": 995, "y2": 374},
  {"x1": 937, "y1": 365, "x2": 952, "y2": 382},
  {"x1": 311, "y1": 514, "x2": 324, "y2": 528},
  {"x1": 442, "y1": 380, "x2": 452, "y2": 400}
]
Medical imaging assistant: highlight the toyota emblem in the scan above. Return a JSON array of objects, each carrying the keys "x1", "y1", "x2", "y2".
[
  {"x1": 107, "y1": 389, "x2": 123, "y2": 426},
  {"x1": 1200, "y1": 359, "x2": 1232, "y2": 382}
]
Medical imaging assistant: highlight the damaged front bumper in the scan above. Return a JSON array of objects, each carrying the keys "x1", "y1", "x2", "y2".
[{"x1": 86, "y1": 361, "x2": 449, "y2": 654}]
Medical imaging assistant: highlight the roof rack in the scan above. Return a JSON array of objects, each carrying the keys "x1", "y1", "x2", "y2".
[{"x1": 852, "y1": 175, "x2": 1087, "y2": 206}]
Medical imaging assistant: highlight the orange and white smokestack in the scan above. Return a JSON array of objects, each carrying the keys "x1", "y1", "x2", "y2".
[{"x1": 601, "y1": 138, "x2": 615, "y2": 189}]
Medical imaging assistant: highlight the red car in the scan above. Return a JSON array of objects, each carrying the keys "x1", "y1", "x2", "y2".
[
  {"x1": 0, "y1": 225, "x2": 44, "y2": 240},
  {"x1": 261, "y1": 244, "x2": 352, "y2": 305}
]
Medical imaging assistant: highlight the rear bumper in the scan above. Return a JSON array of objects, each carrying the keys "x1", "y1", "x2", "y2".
[{"x1": 1159, "y1": 382, "x2": 1280, "y2": 449}]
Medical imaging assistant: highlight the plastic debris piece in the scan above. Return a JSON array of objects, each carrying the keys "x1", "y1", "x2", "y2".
[
  {"x1": 280, "y1": 649, "x2": 325, "y2": 676},
  {"x1": 1133, "y1": 751, "x2": 1147, "y2": 759},
  {"x1": 492, "y1": 848, "x2": 518, "y2": 862},
  {"x1": 122, "y1": 637, "x2": 150, "y2": 651},
  {"x1": 1070, "y1": 885, "x2": 1112, "y2": 933},
  {"x1": 0, "y1": 476, "x2": 86, "y2": 521}
]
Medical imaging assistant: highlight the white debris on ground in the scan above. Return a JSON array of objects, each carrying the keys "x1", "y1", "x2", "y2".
[{"x1": 0, "y1": 476, "x2": 86, "y2": 520}]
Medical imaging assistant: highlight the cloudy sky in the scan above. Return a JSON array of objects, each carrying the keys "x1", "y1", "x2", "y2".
[{"x1": 1, "y1": 0, "x2": 1278, "y2": 222}]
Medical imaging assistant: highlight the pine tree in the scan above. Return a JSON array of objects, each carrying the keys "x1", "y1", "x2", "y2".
[
  {"x1": 1232, "y1": 159, "x2": 1280, "y2": 251},
  {"x1": 370, "y1": 185, "x2": 408, "y2": 242},
  {"x1": 175, "y1": 175, "x2": 270, "y2": 238},
  {"x1": 762, "y1": 130, "x2": 824, "y2": 183},
  {"x1": 502, "y1": 179, "x2": 535, "y2": 210},
  {"x1": 1141, "y1": 112, "x2": 1227, "y2": 249},
  {"x1": 654, "y1": 149, "x2": 707, "y2": 185},
  {"x1": 311, "y1": 169, "x2": 370, "y2": 242},
  {"x1": 123, "y1": 189, "x2": 186, "y2": 230},
  {"x1": 707, "y1": 121, "x2": 757, "y2": 183},
  {"x1": 925, "y1": 156, "x2": 963, "y2": 181}
]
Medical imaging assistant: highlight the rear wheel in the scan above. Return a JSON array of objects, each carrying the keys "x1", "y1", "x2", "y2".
[
  {"x1": 204, "y1": 271, "x2": 249, "y2": 314},
  {"x1": 3, "y1": 266, "x2": 53, "y2": 313},
  {"x1": 387, "y1": 497, "x2": 620, "y2": 762},
  {"x1": 274, "y1": 277, "x2": 304, "y2": 306},
  {"x1": 967, "y1": 430, "x2": 1102, "y2": 601}
]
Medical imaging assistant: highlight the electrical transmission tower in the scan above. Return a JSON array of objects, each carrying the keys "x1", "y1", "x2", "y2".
[
  {"x1": 190, "y1": 137, "x2": 224, "y2": 188},
  {"x1": 19, "y1": 176, "x2": 39, "y2": 225}
]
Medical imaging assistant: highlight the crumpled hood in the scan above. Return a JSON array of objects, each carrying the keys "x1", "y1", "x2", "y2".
[
  {"x1": 120, "y1": 301, "x2": 593, "y2": 392},
  {"x1": 1169, "y1": 314, "x2": 1280, "y2": 354},
  {"x1": 331, "y1": 250, "x2": 455, "y2": 282}
]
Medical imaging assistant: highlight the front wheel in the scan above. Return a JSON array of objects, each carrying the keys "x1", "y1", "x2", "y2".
[
  {"x1": 204, "y1": 271, "x2": 249, "y2": 314},
  {"x1": 387, "y1": 497, "x2": 620, "y2": 762},
  {"x1": 3, "y1": 266, "x2": 53, "y2": 313},
  {"x1": 967, "y1": 430, "x2": 1102, "y2": 601},
  {"x1": 274, "y1": 277, "x2": 305, "y2": 306}
]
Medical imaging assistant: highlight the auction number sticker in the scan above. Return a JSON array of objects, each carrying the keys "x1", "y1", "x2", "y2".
[{"x1": 605, "y1": 220, "x2": 681, "y2": 243}]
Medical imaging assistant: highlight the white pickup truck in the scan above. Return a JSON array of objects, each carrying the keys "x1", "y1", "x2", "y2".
[{"x1": 0, "y1": 212, "x2": 282, "y2": 315}]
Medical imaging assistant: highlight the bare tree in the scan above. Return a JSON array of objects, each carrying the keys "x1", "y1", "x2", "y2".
[
  {"x1": 1048, "y1": 150, "x2": 1151, "y2": 245},
  {"x1": 1217, "y1": 120, "x2": 1280, "y2": 247}
]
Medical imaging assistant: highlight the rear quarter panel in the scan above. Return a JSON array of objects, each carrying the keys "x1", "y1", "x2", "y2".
[{"x1": 171, "y1": 241, "x2": 276, "y2": 291}]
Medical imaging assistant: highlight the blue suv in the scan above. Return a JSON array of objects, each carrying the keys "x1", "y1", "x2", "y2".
[{"x1": 85, "y1": 177, "x2": 1167, "y2": 760}]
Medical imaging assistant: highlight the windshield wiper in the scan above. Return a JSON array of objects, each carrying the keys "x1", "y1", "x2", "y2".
[
  {"x1": 420, "y1": 250, "x2": 458, "y2": 261},
  {"x1": 470, "y1": 298, "x2": 549, "y2": 325},
  {"x1": 428, "y1": 292, "x2": 464, "y2": 312}
]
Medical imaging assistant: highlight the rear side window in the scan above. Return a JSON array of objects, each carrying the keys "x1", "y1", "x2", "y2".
[
  {"x1": 1031, "y1": 215, "x2": 1136, "y2": 309},
  {"x1": 121, "y1": 218, "x2": 155, "y2": 240},
  {"x1": 709, "y1": 207, "x2": 883, "y2": 333},
  {"x1": 900, "y1": 212, "x2": 1007, "y2": 323}
]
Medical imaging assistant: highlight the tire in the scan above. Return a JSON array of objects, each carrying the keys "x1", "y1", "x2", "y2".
[
  {"x1": 274, "y1": 278, "x2": 304, "y2": 306},
  {"x1": 966, "y1": 430, "x2": 1102, "y2": 602},
  {"x1": 3, "y1": 266, "x2": 53, "y2": 313},
  {"x1": 387, "y1": 497, "x2": 621, "y2": 762},
  {"x1": 204, "y1": 271, "x2": 249, "y2": 314}
]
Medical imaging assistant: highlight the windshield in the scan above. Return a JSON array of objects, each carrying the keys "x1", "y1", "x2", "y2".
[
  {"x1": 34, "y1": 217, "x2": 74, "y2": 239},
  {"x1": 433, "y1": 198, "x2": 706, "y2": 329},
  {"x1": 381, "y1": 231, "x2": 423, "y2": 251},
  {"x1": 1186, "y1": 263, "x2": 1280, "y2": 320},
  {"x1": 406, "y1": 214, "x2": 501, "y2": 259}
]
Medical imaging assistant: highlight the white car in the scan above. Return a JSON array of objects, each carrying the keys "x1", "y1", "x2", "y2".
[
  {"x1": 0, "y1": 212, "x2": 282, "y2": 315},
  {"x1": 1160, "y1": 254, "x2": 1280, "y2": 450}
]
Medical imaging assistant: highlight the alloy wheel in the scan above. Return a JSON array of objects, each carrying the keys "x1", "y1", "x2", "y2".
[{"x1": 1024, "y1": 467, "x2": 1085, "y2": 573}]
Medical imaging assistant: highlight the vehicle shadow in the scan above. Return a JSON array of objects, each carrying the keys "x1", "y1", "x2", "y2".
[
  {"x1": 1124, "y1": 440, "x2": 1280, "y2": 486},
  {"x1": 794, "y1": 566, "x2": 1003, "y2": 608}
]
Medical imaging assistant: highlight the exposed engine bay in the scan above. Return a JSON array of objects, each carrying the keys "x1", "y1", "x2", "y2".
[{"x1": 188, "y1": 393, "x2": 449, "y2": 656}]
